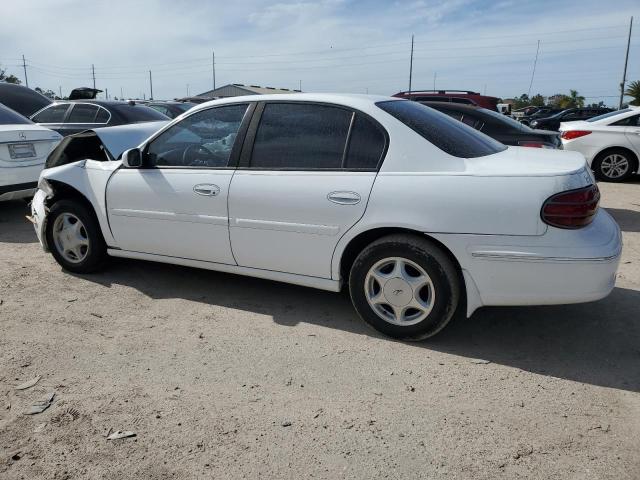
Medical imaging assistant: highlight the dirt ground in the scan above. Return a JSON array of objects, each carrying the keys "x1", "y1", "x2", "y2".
[{"x1": 1, "y1": 179, "x2": 639, "y2": 480}]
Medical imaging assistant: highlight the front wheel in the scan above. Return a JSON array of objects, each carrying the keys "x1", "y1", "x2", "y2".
[
  {"x1": 349, "y1": 234, "x2": 460, "y2": 341},
  {"x1": 45, "y1": 200, "x2": 107, "y2": 273},
  {"x1": 592, "y1": 149, "x2": 637, "y2": 182}
]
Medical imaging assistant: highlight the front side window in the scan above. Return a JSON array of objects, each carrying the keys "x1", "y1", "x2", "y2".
[
  {"x1": 67, "y1": 104, "x2": 100, "y2": 123},
  {"x1": 31, "y1": 104, "x2": 69, "y2": 123},
  {"x1": 250, "y1": 103, "x2": 352, "y2": 169},
  {"x1": 377, "y1": 100, "x2": 506, "y2": 158},
  {"x1": 146, "y1": 104, "x2": 248, "y2": 168}
]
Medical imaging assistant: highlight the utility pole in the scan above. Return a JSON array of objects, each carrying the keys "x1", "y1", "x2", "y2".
[
  {"x1": 58, "y1": 86, "x2": 62, "y2": 99},
  {"x1": 187, "y1": 84, "x2": 190, "y2": 96},
  {"x1": 619, "y1": 16, "x2": 633, "y2": 109},
  {"x1": 22, "y1": 55, "x2": 28, "y2": 88},
  {"x1": 91, "y1": 64, "x2": 96, "y2": 90},
  {"x1": 105, "y1": 88, "x2": 108, "y2": 100},
  {"x1": 408, "y1": 34, "x2": 414, "y2": 98},
  {"x1": 528, "y1": 40, "x2": 540, "y2": 98},
  {"x1": 120, "y1": 86, "x2": 124, "y2": 99},
  {"x1": 212, "y1": 51, "x2": 216, "y2": 91},
  {"x1": 299, "y1": 80, "x2": 302, "y2": 91},
  {"x1": 433, "y1": 72, "x2": 437, "y2": 90},
  {"x1": 149, "y1": 70, "x2": 153, "y2": 100}
]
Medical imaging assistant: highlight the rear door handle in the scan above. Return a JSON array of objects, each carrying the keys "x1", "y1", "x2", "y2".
[
  {"x1": 193, "y1": 184, "x2": 220, "y2": 196},
  {"x1": 327, "y1": 191, "x2": 361, "y2": 205}
]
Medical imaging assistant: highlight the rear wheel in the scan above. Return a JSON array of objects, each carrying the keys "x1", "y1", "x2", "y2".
[
  {"x1": 46, "y1": 200, "x2": 107, "y2": 273},
  {"x1": 349, "y1": 234, "x2": 460, "y2": 341},
  {"x1": 592, "y1": 149, "x2": 637, "y2": 182}
]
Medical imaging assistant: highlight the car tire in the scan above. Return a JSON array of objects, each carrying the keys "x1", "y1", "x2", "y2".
[
  {"x1": 592, "y1": 149, "x2": 637, "y2": 182},
  {"x1": 45, "y1": 199, "x2": 107, "y2": 273},
  {"x1": 349, "y1": 234, "x2": 460, "y2": 341}
]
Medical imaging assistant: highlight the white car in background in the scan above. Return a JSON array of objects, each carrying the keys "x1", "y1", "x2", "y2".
[
  {"x1": 0, "y1": 103, "x2": 62, "y2": 201},
  {"x1": 560, "y1": 106, "x2": 640, "y2": 182},
  {"x1": 30, "y1": 94, "x2": 621, "y2": 340}
]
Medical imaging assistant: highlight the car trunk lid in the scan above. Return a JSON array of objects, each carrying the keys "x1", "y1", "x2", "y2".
[{"x1": 0, "y1": 124, "x2": 62, "y2": 166}]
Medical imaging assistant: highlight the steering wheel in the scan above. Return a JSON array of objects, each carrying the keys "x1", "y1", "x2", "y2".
[{"x1": 181, "y1": 143, "x2": 207, "y2": 166}]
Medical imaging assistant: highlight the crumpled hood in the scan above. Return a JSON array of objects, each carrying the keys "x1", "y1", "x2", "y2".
[{"x1": 90, "y1": 121, "x2": 168, "y2": 159}]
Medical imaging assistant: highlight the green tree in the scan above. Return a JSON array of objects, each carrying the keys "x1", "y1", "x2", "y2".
[
  {"x1": 625, "y1": 80, "x2": 640, "y2": 106},
  {"x1": 530, "y1": 94, "x2": 545, "y2": 106},
  {"x1": 35, "y1": 87, "x2": 56, "y2": 99},
  {"x1": 558, "y1": 89, "x2": 585, "y2": 108},
  {"x1": 0, "y1": 66, "x2": 21, "y2": 84}
]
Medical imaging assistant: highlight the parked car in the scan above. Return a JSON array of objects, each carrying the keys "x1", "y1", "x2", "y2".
[
  {"x1": 0, "y1": 82, "x2": 52, "y2": 118},
  {"x1": 517, "y1": 107, "x2": 564, "y2": 126},
  {"x1": 559, "y1": 107, "x2": 640, "y2": 182},
  {"x1": 0, "y1": 103, "x2": 61, "y2": 201},
  {"x1": 30, "y1": 100, "x2": 169, "y2": 136},
  {"x1": 147, "y1": 101, "x2": 196, "y2": 119},
  {"x1": 530, "y1": 107, "x2": 614, "y2": 131},
  {"x1": 393, "y1": 90, "x2": 499, "y2": 110},
  {"x1": 426, "y1": 102, "x2": 560, "y2": 148},
  {"x1": 30, "y1": 94, "x2": 621, "y2": 340}
]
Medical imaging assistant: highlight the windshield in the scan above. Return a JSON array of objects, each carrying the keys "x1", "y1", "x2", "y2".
[
  {"x1": 377, "y1": 100, "x2": 506, "y2": 158},
  {"x1": 0, "y1": 103, "x2": 32, "y2": 125},
  {"x1": 479, "y1": 108, "x2": 533, "y2": 131},
  {"x1": 586, "y1": 108, "x2": 632, "y2": 123}
]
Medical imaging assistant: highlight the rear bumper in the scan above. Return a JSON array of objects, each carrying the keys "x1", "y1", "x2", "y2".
[
  {"x1": 431, "y1": 209, "x2": 622, "y2": 316},
  {"x1": 0, "y1": 181, "x2": 38, "y2": 201}
]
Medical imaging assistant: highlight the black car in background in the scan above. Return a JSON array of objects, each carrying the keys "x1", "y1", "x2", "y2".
[
  {"x1": 147, "y1": 101, "x2": 195, "y2": 119},
  {"x1": 30, "y1": 100, "x2": 169, "y2": 136},
  {"x1": 426, "y1": 102, "x2": 561, "y2": 148},
  {"x1": 0, "y1": 82, "x2": 52, "y2": 118},
  {"x1": 529, "y1": 107, "x2": 614, "y2": 131},
  {"x1": 518, "y1": 107, "x2": 564, "y2": 126}
]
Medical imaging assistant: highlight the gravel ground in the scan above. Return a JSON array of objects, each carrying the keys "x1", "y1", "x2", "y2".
[{"x1": 1, "y1": 179, "x2": 639, "y2": 479}]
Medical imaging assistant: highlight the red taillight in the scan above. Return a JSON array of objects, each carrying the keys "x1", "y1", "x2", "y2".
[
  {"x1": 541, "y1": 185, "x2": 600, "y2": 229},
  {"x1": 561, "y1": 130, "x2": 591, "y2": 140},
  {"x1": 518, "y1": 141, "x2": 544, "y2": 148}
]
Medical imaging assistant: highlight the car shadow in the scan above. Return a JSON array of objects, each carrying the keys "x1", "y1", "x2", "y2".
[
  {"x1": 0, "y1": 200, "x2": 37, "y2": 244},
  {"x1": 607, "y1": 208, "x2": 640, "y2": 233},
  {"x1": 74, "y1": 258, "x2": 640, "y2": 394}
]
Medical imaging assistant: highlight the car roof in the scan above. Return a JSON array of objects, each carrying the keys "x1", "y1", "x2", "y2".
[{"x1": 190, "y1": 93, "x2": 398, "y2": 115}]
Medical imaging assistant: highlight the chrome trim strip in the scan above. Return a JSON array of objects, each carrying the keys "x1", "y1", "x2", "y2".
[
  {"x1": 471, "y1": 249, "x2": 622, "y2": 263},
  {"x1": 234, "y1": 218, "x2": 340, "y2": 236},
  {"x1": 109, "y1": 208, "x2": 227, "y2": 226}
]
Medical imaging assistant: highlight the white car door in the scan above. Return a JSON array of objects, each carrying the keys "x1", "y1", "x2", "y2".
[
  {"x1": 106, "y1": 103, "x2": 252, "y2": 264},
  {"x1": 228, "y1": 102, "x2": 387, "y2": 278}
]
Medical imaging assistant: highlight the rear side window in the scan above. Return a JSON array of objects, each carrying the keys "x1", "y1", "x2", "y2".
[
  {"x1": 377, "y1": 100, "x2": 506, "y2": 158},
  {"x1": 95, "y1": 107, "x2": 110, "y2": 123},
  {"x1": 32, "y1": 104, "x2": 69, "y2": 123},
  {"x1": 250, "y1": 103, "x2": 351, "y2": 169},
  {"x1": 111, "y1": 104, "x2": 169, "y2": 122},
  {"x1": 67, "y1": 104, "x2": 100, "y2": 123},
  {"x1": 344, "y1": 114, "x2": 386, "y2": 169},
  {"x1": 0, "y1": 104, "x2": 32, "y2": 125},
  {"x1": 610, "y1": 114, "x2": 640, "y2": 127}
]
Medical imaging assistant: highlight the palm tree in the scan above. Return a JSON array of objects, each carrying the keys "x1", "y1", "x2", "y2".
[
  {"x1": 625, "y1": 80, "x2": 640, "y2": 106},
  {"x1": 558, "y1": 90, "x2": 585, "y2": 109}
]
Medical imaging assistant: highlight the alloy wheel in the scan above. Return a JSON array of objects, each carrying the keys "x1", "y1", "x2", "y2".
[
  {"x1": 600, "y1": 153, "x2": 629, "y2": 179},
  {"x1": 364, "y1": 257, "x2": 435, "y2": 326}
]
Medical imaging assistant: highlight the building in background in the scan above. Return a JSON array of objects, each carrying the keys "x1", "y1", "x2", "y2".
[{"x1": 192, "y1": 83, "x2": 301, "y2": 102}]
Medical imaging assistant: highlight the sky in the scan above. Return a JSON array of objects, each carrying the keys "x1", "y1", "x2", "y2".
[{"x1": 1, "y1": 0, "x2": 638, "y2": 105}]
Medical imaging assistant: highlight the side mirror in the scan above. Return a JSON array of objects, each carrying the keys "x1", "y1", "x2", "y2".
[{"x1": 121, "y1": 148, "x2": 143, "y2": 168}]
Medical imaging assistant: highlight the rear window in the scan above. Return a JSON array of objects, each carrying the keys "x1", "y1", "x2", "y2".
[
  {"x1": 0, "y1": 104, "x2": 32, "y2": 125},
  {"x1": 586, "y1": 108, "x2": 631, "y2": 123},
  {"x1": 377, "y1": 100, "x2": 506, "y2": 158},
  {"x1": 110, "y1": 104, "x2": 169, "y2": 122}
]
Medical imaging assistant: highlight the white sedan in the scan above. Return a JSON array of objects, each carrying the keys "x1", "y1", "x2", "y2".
[
  {"x1": 30, "y1": 94, "x2": 621, "y2": 340},
  {"x1": 0, "y1": 103, "x2": 61, "y2": 201},
  {"x1": 560, "y1": 106, "x2": 640, "y2": 182}
]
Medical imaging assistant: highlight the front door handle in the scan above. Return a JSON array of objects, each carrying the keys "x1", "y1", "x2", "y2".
[
  {"x1": 327, "y1": 191, "x2": 361, "y2": 205},
  {"x1": 193, "y1": 184, "x2": 220, "y2": 196}
]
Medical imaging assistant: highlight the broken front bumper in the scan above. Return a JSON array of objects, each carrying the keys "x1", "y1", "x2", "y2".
[{"x1": 30, "y1": 188, "x2": 49, "y2": 251}]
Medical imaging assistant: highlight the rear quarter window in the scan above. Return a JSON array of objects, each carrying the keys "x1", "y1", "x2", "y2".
[
  {"x1": 111, "y1": 104, "x2": 169, "y2": 122},
  {"x1": 377, "y1": 100, "x2": 506, "y2": 158}
]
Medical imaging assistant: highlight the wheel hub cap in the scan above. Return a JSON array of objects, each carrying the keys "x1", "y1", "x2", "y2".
[
  {"x1": 364, "y1": 257, "x2": 435, "y2": 326},
  {"x1": 383, "y1": 278, "x2": 412, "y2": 307},
  {"x1": 52, "y1": 213, "x2": 89, "y2": 264}
]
